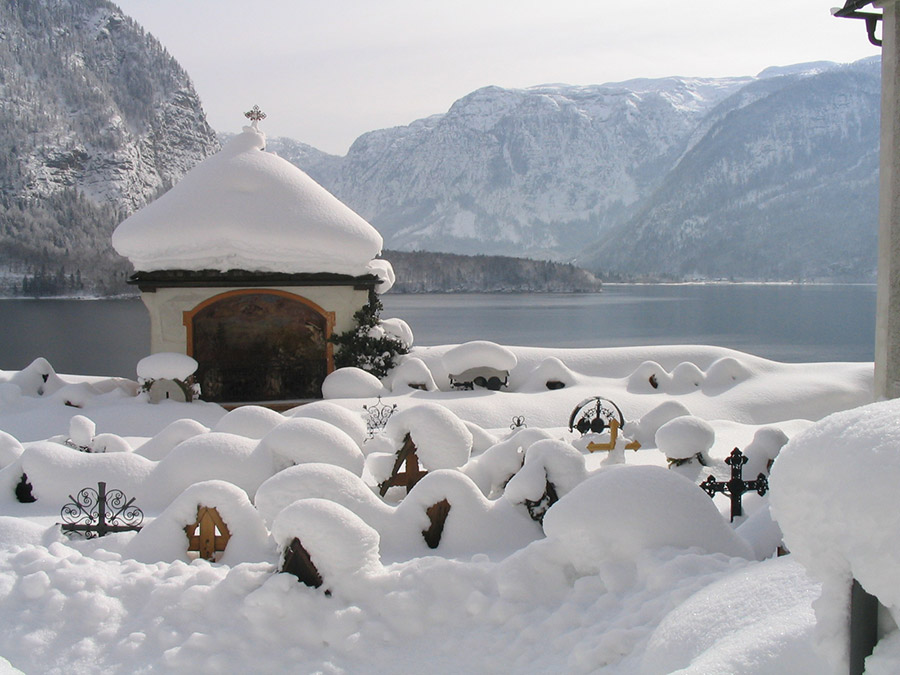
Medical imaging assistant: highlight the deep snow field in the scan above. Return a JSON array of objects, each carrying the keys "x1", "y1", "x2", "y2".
[{"x1": 0, "y1": 341, "x2": 897, "y2": 674}]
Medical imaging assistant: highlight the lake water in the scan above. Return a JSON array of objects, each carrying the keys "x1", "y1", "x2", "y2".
[{"x1": 0, "y1": 284, "x2": 876, "y2": 378}]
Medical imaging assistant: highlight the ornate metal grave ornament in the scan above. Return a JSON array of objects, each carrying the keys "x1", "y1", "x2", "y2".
[
  {"x1": 363, "y1": 396, "x2": 397, "y2": 439},
  {"x1": 244, "y1": 104, "x2": 267, "y2": 125},
  {"x1": 699, "y1": 448, "x2": 768, "y2": 522},
  {"x1": 60, "y1": 481, "x2": 144, "y2": 537},
  {"x1": 567, "y1": 396, "x2": 640, "y2": 452},
  {"x1": 510, "y1": 415, "x2": 527, "y2": 430}
]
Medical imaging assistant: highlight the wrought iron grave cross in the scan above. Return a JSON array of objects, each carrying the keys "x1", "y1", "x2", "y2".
[
  {"x1": 699, "y1": 448, "x2": 768, "y2": 521},
  {"x1": 60, "y1": 481, "x2": 144, "y2": 537},
  {"x1": 363, "y1": 396, "x2": 397, "y2": 439}
]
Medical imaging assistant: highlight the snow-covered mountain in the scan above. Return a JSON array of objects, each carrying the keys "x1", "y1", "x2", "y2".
[
  {"x1": 0, "y1": 0, "x2": 219, "y2": 295},
  {"x1": 581, "y1": 59, "x2": 881, "y2": 280},
  {"x1": 282, "y1": 59, "x2": 880, "y2": 281},
  {"x1": 312, "y1": 77, "x2": 751, "y2": 259}
]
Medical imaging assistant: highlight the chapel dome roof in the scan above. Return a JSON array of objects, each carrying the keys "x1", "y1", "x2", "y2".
[{"x1": 112, "y1": 119, "x2": 383, "y2": 276}]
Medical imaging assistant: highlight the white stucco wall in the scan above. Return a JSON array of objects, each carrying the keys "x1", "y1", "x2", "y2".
[{"x1": 140, "y1": 286, "x2": 370, "y2": 356}]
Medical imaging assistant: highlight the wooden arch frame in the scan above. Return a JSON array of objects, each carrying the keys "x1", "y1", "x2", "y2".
[{"x1": 183, "y1": 288, "x2": 336, "y2": 376}]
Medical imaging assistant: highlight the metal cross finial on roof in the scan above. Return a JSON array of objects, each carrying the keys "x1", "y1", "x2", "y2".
[{"x1": 244, "y1": 105, "x2": 267, "y2": 128}]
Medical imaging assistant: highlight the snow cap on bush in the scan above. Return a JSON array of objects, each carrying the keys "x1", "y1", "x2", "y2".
[
  {"x1": 134, "y1": 419, "x2": 209, "y2": 460},
  {"x1": 322, "y1": 367, "x2": 385, "y2": 399},
  {"x1": 125, "y1": 480, "x2": 272, "y2": 565},
  {"x1": 381, "y1": 402, "x2": 473, "y2": 470},
  {"x1": 272, "y1": 498, "x2": 382, "y2": 583},
  {"x1": 442, "y1": 340, "x2": 517, "y2": 374},
  {"x1": 543, "y1": 465, "x2": 753, "y2": 574},
  {"x1": 285, "y1": 401, "x2": 368, "y2": 448},
  {"x1": 655, "y1": 416, "x2": 715, "y2": 461},
  {"x1": 258, "y1": 418, "x2": 365, "y2": 475},
  {"x1": 390, "y1": 357, "x2": 438, "y2": 392},
  {"x1": 212, "y1": 405, "x2": 284, "y2": 439},
  {"x1": 504, "y1": 438, "x2": 586, "y2": 505}
]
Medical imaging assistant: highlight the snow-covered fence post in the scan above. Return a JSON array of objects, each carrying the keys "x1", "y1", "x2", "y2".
[{"x1": 699, "y1": 448, "x2": 768, "y2": 522}]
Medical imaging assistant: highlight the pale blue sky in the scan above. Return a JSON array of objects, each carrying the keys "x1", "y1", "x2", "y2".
[{"x1": 114, "y1": 0, "x2": 880, "y2": 155}]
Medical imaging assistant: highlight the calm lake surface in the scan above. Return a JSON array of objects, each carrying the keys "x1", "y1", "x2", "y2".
[{"x1": 0, "y1": 284, "x2": 876, "y2": 378}]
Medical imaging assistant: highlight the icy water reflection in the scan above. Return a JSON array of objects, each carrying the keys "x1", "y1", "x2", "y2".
[{"x1": 0, "y1": 284, "x2": 876, "y2": 378}]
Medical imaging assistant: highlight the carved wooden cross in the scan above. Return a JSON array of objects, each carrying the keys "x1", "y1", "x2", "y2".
[
  {"x1": 699, "y1": 447, "x2": 768, "y2": 521},
  {"x1": 185, "y1": 506, "x2": 231, "y2": 560},
  {"x1": 379, "y1": 434, "x2": 427, "y2": 496}
]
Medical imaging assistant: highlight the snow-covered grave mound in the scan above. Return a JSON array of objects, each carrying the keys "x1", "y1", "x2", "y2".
[{"x1": 0, "y1": 344, "x2": 879, "y2": 673}]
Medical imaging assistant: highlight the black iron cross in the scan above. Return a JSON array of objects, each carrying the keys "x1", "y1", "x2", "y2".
[
  {"x1": 699, "y1": 448, "x2": 768, "y2": 521},
  {"x1": 60, "y1": 481, "x2": 144, "y2": 537}
]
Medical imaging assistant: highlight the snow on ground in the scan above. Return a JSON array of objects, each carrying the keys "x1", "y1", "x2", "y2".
[{"x1": 0, "y1": 343, "x2": 881, "y2": 673}]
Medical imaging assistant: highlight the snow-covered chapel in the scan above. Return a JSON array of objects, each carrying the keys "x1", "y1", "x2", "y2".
[{"x1": 112, "y1": 108, "x2": 393, "y2": 404}]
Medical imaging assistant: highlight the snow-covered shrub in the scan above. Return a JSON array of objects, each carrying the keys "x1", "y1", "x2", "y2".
[
  {"x1": 285, "y1": 401, "x2": 368, "y2": 448},
  {"x1": 376, "y1": 403, "x2": 473, "y2": 472},
  {"x1": 462, "y1": 427, "x2": 553, "y2": 497},
  {"x1": 20, "y1": 441, "x2": 155, "y2": 509},
  {"x1": 627, "y1": 360, "x2": 671, "y2": 393},
  {"x1": 397, "y1": 470, "x2": 541, "y2": 558},
  {"x1": 212, "y1": 405, "x2": 284, "y2": 439},
  {"x1": 0, "y1": 431, "x2": 24, "y2": 469},
  {"x1": 504, "y1": 439, "x2": 586, "y2": 522},
  {"x1": 380, "y1": 317, "x2": 413, "y2": 349},
  {"x1": 543, "y1": 465, "x2": 753, "y2": 578},
  {"x1": 329, "y1": 295, "x2": 409, "y2": 378},
  {"x1": 655, "y1": 416, "x2": 715, "y2": 471},
  {"x1": 704, "y1": 356, "x2": 752, "y2": 389},
  {"x1": 670, "y1": 362, "x2": 705, "y2": 393},
  {"x1": 257, "y1": 418, "x2": 365, "y2": 475},
  {"x1": 321, "y1": 368, "x2": 385, "y2": 399},
  {"x1": 272, "y1": 499, "x2": 383, "y2": 587},
  {"x1": 518, "y1": 356, "x2": 577, "y2": 392},
  {"x1": 389, "y1": 357, "x2": 438, "y2": 392},
  {"x1": 125, "y1": 480, "x2": 272, "y2": 565},
  {"x1": 149, "y1": 433, "x2": 272, "y2": 507},
  {"x1": 255, "y1": 463, "x2": 392, "y2": 531},
  {"x1": 134, "y1": 419, "x2": 210, "y2": 461},
  {"x1": 442, "y1": 341, "x2": 518, "y2": 374},
  {"x1": 743, "y1": 427, "x2": 789, "y2": 477},
  {"x1": 7, "y1": 358, "x2": 66, "y2": 397},
  {"x1": 631, "y1": 400, "x2": 691, "y2": 447}
]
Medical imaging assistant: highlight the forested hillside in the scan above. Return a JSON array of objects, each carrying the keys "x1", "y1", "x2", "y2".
[
  {"x1": 0, "y1": 0, "x2": 219, "y2": 296},
  {"x1": 381, "y1": 250, "x2": 601, "y2": 293}
]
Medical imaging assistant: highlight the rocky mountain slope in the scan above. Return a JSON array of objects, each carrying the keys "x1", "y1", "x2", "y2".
[
  {"x1": 279, "y1": 59, "x2": 880, "y2": 281},
  {"x1": 0, "y1": 0, "x2": 219, "y2": 295},
  {"x1": 581, "y1": 60, "x2": 881, "y2": 280}
]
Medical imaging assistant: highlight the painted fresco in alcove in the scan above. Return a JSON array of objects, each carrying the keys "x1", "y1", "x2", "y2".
[{"x1": 191, "y1": 293, "x2": 328, "y2": 402}]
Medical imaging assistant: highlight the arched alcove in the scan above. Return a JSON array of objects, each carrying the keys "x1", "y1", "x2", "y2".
[{"x1": 184, "y1": 290, "x2": 334, "y2": 402}]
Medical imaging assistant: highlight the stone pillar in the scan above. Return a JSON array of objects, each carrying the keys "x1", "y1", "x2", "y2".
[{"x1": 876, "y1": 0, "x2": 900, "y2": 399}]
